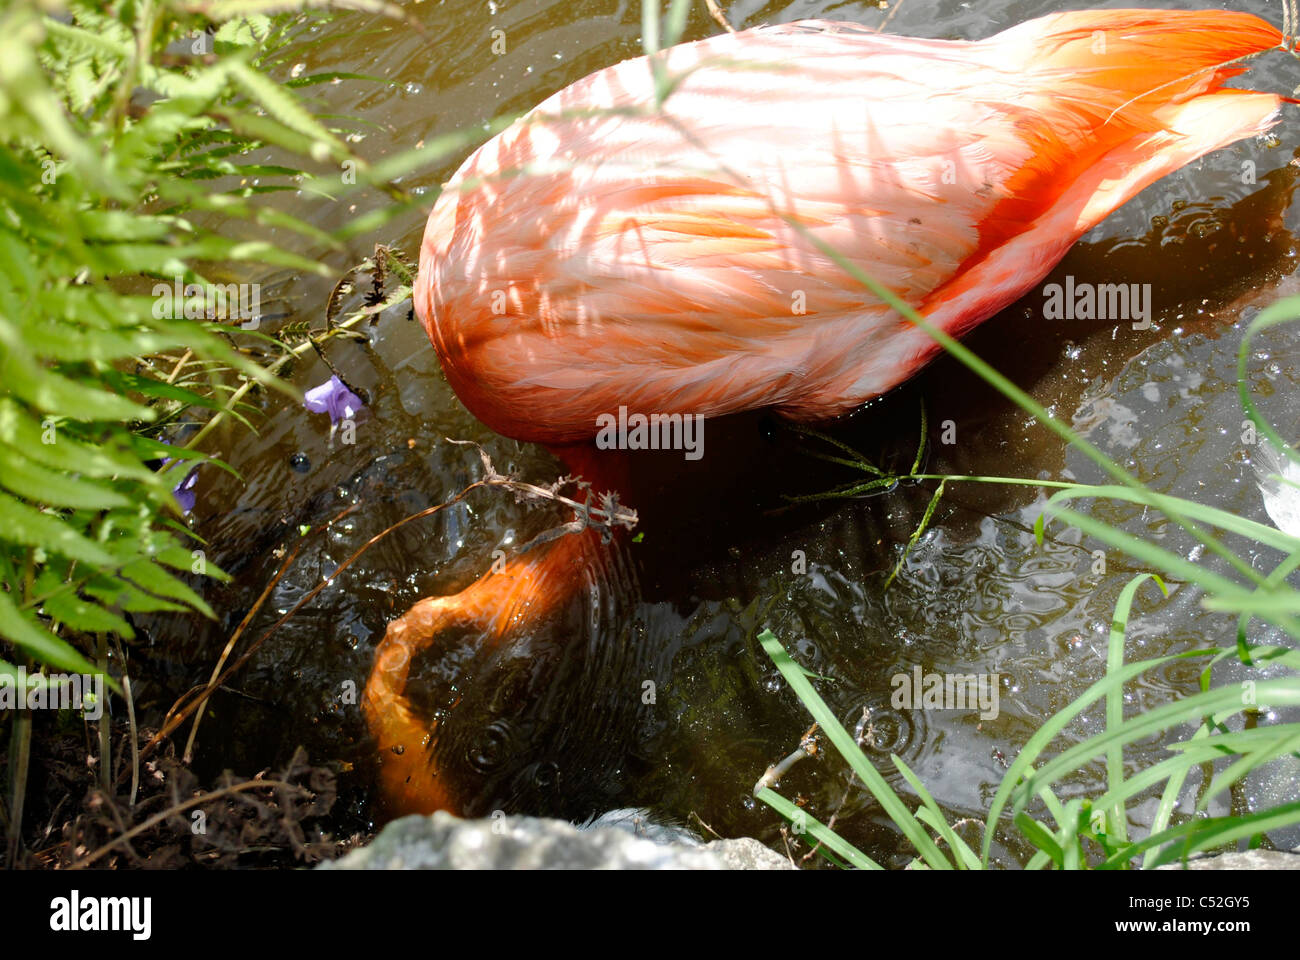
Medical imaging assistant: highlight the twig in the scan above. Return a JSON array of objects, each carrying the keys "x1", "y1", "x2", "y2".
[
  {"x1": 71, "y1": 778, "x2": 306, "y2": 869},
  {"x1": 802, "y1": 707, "x2": 874, "y2": 864},
  {"x1": 873, "y1": 0, "x2": 905, "y2": 34},
  {"x1": 97, "y1": 634, "x2": 110, "y2": 793},
  {"x1": 182, "y1": 537, "x2": 306, "y2": 764},
  {"x1": 446, "y1": 439, "x2": 639, "y2": 543},
  {"x1": 136, "y1": 509, "x2": 358, "y2": 771},
  {"x1": 780, "y1": 826, "x2": 798, "y2": 866},
  {"x1": 165, "y1": 349, "x2": 193, "y2": 385},
  {"x1": 96, "y1": 788, "x2": 141, "y2": 864},
  {"x1": 41, "y1": 794, "x2": 69, "y2": 845},
  {"x1": 704, "y1": 0, "x2": 734, "y2": 33},
  {"x1": 112, "y1": 636, "x2": 141, "y2": 808},
  {"x1": 687, "y1": 810, "x2": 724, "y2": 840},
  {"x1": 753, "y1": 723, "x2": 820, "y2": 794}
]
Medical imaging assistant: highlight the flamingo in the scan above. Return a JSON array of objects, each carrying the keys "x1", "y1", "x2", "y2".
[{"x1": 364, "y1": 8, "x2": 1287, "y2": 816}]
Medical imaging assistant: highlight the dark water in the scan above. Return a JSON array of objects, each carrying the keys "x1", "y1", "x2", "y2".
[{"x1": 138, "y1": 0, "x2": 1300, "y2": 866}]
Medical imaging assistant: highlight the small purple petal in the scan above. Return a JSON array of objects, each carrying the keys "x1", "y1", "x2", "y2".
[
  {"x1": 173, "y1": 465, "x2": 200, "y2": 515},
  {"x1": 304, "y1": 375, "x2": 364, "y2": 424}
]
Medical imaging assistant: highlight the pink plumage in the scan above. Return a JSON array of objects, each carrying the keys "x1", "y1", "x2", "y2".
[{"x1": 416, "y1": 9, "x2": 1281, "y2": 444}]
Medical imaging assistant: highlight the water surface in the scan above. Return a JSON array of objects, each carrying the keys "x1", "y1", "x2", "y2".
[{"x1": 149, "y1": 0, "x2": 1300, "y2": 865}]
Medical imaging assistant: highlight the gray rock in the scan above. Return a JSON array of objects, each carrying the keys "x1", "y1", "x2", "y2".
[
  {"x1": 320, "y1": 810, "x2": 793, "y2": 870},
  {"x1": 1157, "y1": 848, "x2": 1300, "y2": 870}
]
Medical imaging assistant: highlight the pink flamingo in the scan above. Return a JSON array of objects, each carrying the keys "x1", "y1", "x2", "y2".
[{"x1": 365, "y1": 8, "x2": 1286, "y2": 816}]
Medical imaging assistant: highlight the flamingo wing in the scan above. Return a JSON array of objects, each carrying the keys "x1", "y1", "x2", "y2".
[{"x1": 417, "y1": 10, "x2": 1281, "y2": 443}]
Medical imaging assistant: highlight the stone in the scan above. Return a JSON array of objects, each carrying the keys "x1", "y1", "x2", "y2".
[
  {"x1": 1156, "y1": 848, "x2": 1300, "y2": 870},
  {"x1": 320, "y1": 809, "x2": 793, "y2": 870}
]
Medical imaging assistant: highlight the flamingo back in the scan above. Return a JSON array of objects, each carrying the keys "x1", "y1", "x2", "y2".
[{"x1": 416, "y1": 10, "x2": 1283, "y2": 443}]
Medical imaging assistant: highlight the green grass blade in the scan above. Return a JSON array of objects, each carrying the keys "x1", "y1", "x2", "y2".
[
  {"x1": 757, "y1": 628, "x2": 953, "y2": 869},
  {"x1": 755, "y1": 787, "x2": 881, "y2": 869},
  {"x1": 1106, "y1": 574, "x2": 1165, "y2": 850},
  {"x1": 893, "y1": 753, "x2": 975, "y2": 869}
]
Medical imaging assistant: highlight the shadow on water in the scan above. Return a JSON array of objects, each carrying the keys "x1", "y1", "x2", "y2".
[{"x1": 131, "y1": 0, "x2": 1300, "y2": 864}]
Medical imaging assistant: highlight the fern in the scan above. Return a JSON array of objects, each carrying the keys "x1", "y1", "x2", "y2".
[{"x1": 0, "y1": 0, "x2": 421, "y2": 688}]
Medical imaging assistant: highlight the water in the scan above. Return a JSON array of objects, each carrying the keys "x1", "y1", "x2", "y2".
[{"x1": 147, "y1": 0, "x2": 1300, "y2": 865}]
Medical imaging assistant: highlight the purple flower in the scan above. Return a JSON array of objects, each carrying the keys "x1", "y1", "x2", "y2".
[
  {"x1": 304, "y1": 375, "x2": 364, "y2": 424},
  {"x1": 155, "y1": 445, "x2": 201, "y2": 516},
  {"x1": 172, "y1": 465, "x2": 201, "y2": 515}
]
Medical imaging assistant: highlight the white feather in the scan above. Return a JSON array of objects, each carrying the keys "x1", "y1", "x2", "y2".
[{"x1": 1252, "y1": 437, "x2": 1300, "y2": 538}]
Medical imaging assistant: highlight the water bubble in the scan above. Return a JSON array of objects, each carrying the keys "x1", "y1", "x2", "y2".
[
  {"x1": 289, "y1": 453, "x2": 310, "y2": 473},
  {"x1": 533, "y1": 762, "x2": 559, "y2": 788},
  {"x1": 469, "y1": 722, "x2": 511, "y2": 772}
]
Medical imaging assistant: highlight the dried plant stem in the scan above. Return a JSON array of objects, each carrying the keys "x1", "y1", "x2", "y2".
[
  {"x1": 112, "y1": 636, "x2": 141, "y2": 808},
  {"x1": 72, "y1": 778, "x2": 305, "y2": 869},
  {"x1": 753, "y1": 723, "x2": 820, "y2": 794},
  {"x1": 182, "y1": 537, "x2": 306, "y2": 764},
  {"x1": 704, "y1": 0, "x2": 734, "y2": 33},
  {"x1": 96, "y1": 633, "x2": 110, "y2": 793},
  {"x1": 802, "y1": 707, "x2": 874, "y2": 864},
  {"x1": 874, "y1": 0, "x2": 905, "y2": 34},
  {"x1": 5, "y1": 710, "x2": 31, "y2": 869}
]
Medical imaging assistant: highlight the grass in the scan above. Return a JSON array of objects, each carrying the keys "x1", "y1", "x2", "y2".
[
  {"x1": 643, "y1": 2, "x2": 1300, "y2": 868},
  {"x1": 755, "y1": 297, "x2": 1300, "y2": 869}
]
